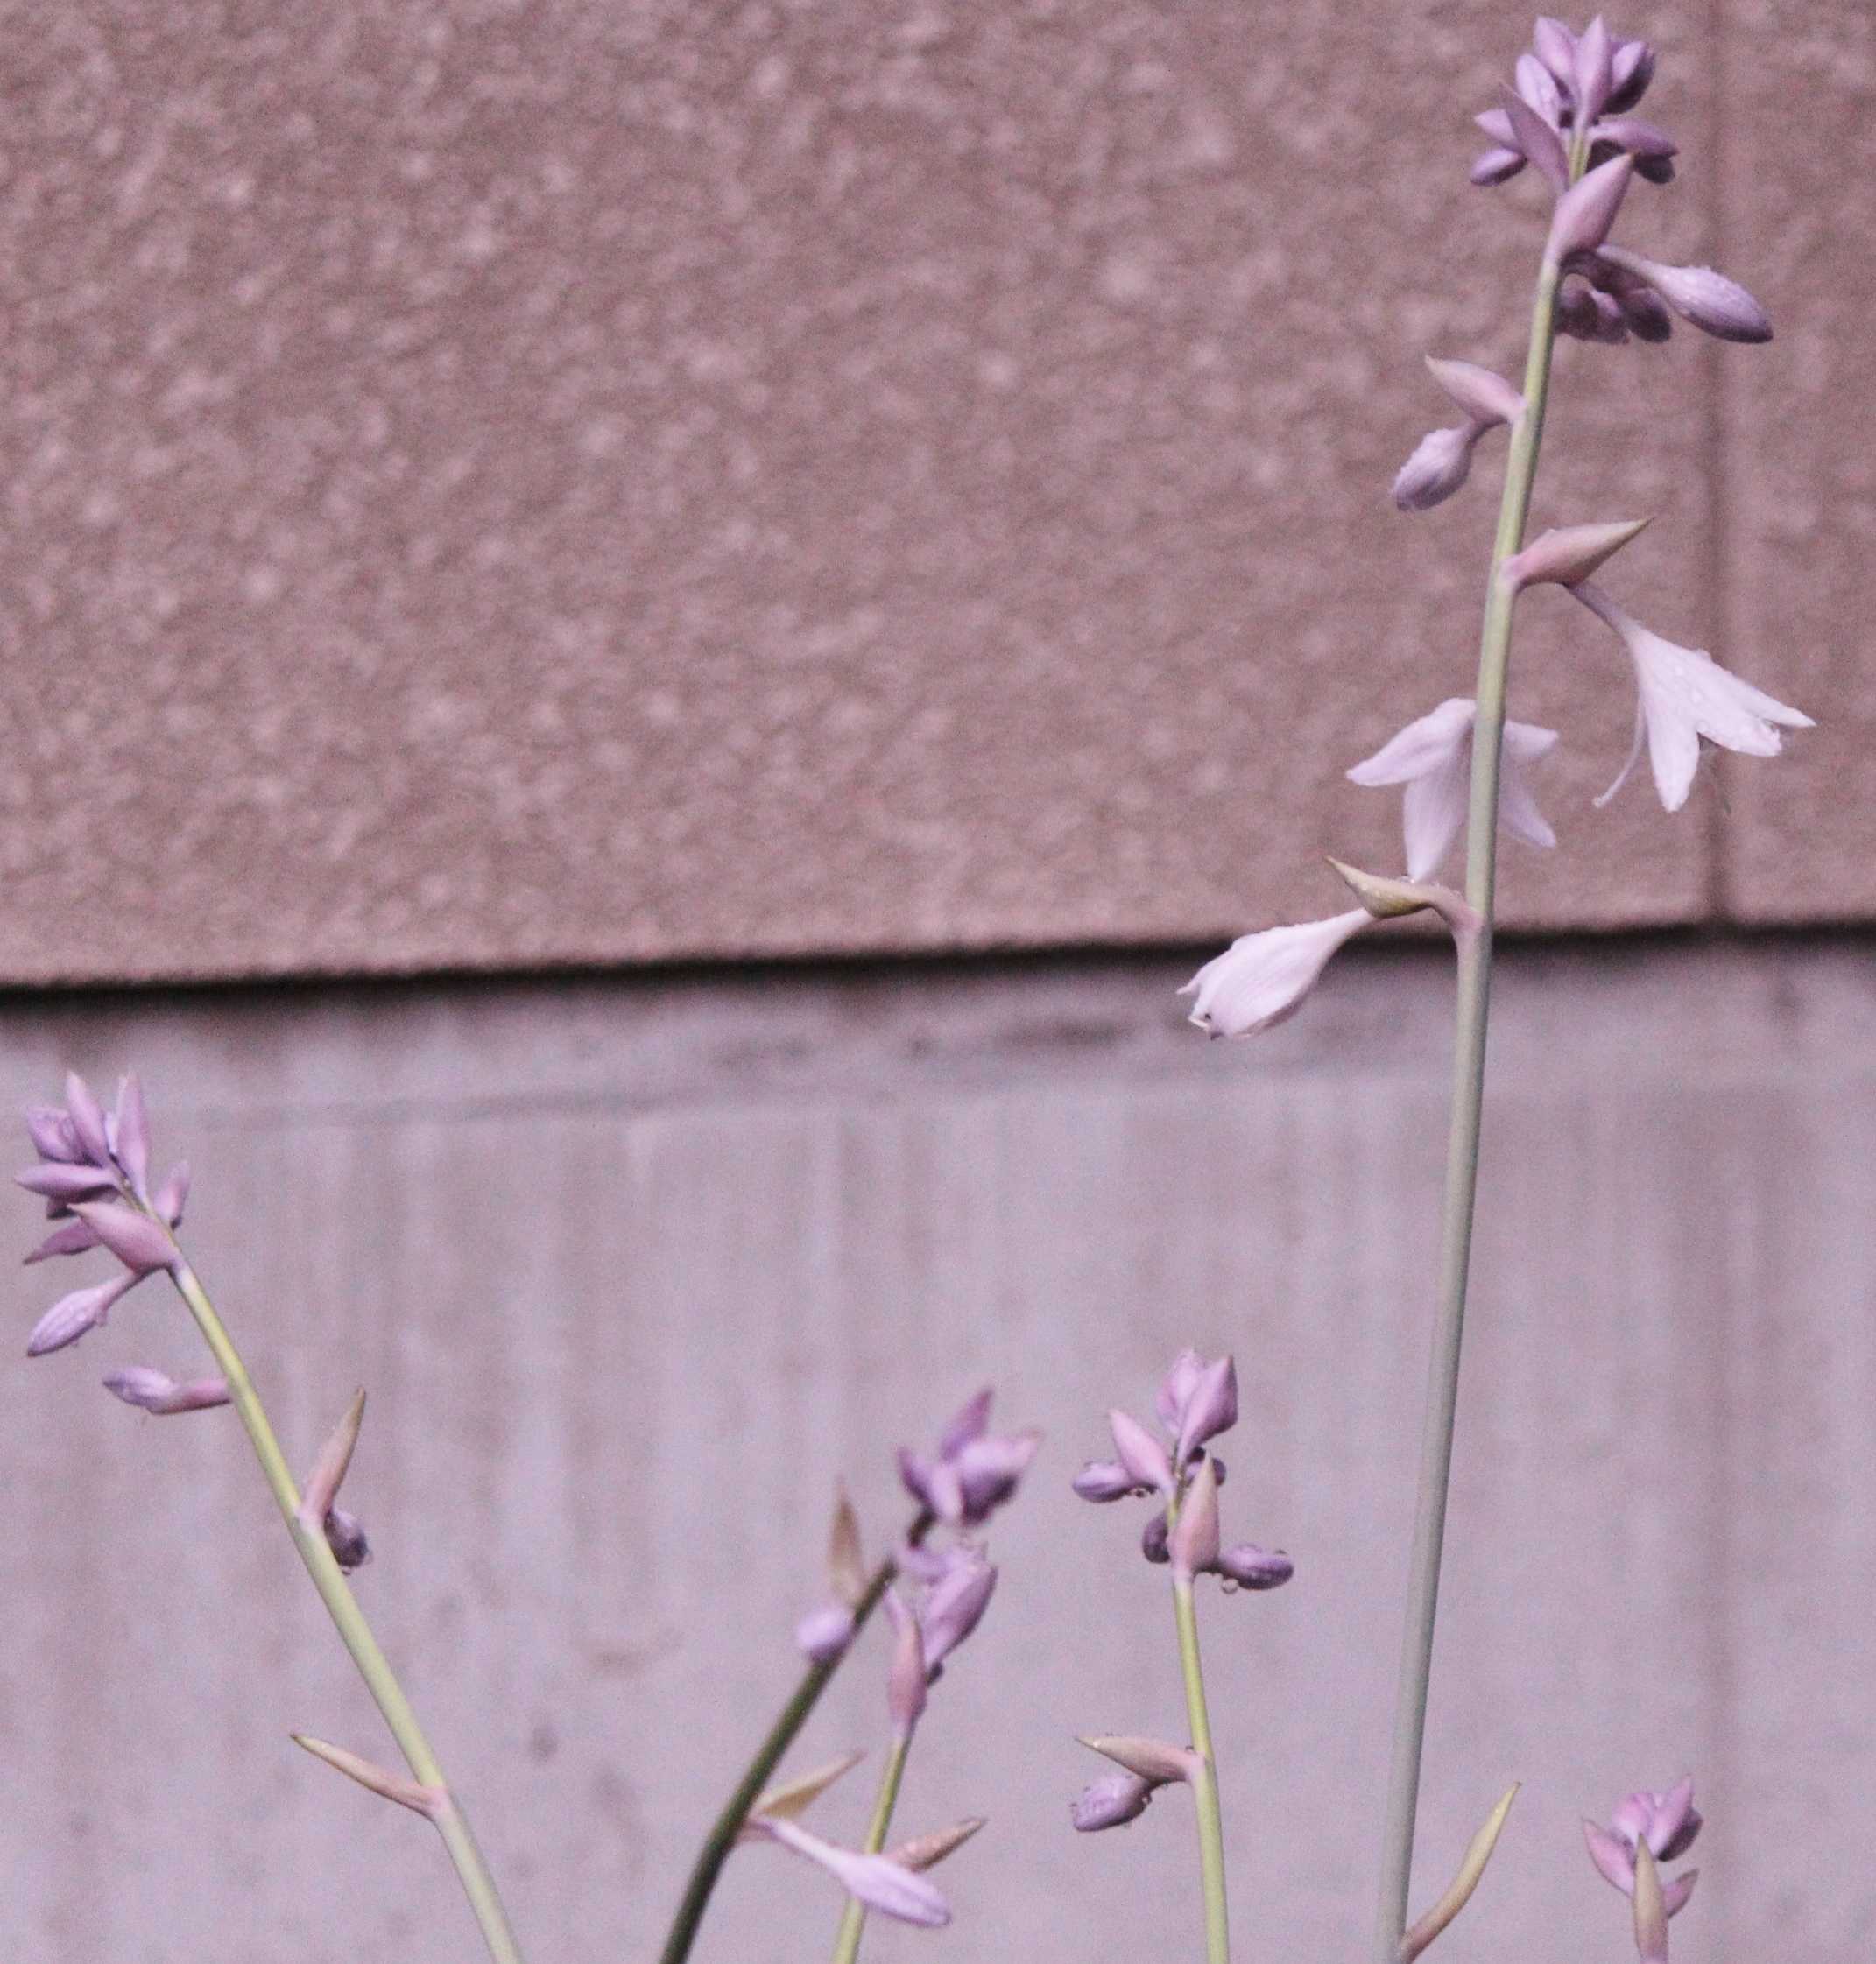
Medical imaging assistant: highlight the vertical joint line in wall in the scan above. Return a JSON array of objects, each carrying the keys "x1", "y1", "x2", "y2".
[{"x1": 1702, "y1": 0, "x2": 1736, "y2": 923}]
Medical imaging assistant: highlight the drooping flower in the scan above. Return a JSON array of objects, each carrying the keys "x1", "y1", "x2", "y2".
[
  {"x1": 1583, "y1": 1777, "x2": 1702, "y2": 1922},
  {"x1": 1180, "y1": 911, "x2": 1373, "y2": 1039},
  {"x1": 1570, "y1": 582, "x2": 1813, "y2": 811},
  {"x1": 897, "y1": 1390, "x2": 1040, "y2": 1529},
  {"x1": 1346, "y1": 697, "x2": 1558, "y2": 881},
  {"x1": 745, "y1": 1813, "x2": 951, "y2": 1927},
  {"x1": 1393, "y1": 358, "x2": 1524, "y2": 513},
  {"x1": 102, "y1": 1367, "x2": 230, "y2": 1415}
]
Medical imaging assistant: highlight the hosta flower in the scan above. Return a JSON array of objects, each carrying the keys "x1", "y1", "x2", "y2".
[
  {"x1": 1346, "y1": 697, "x2": 1558, "y2": 880},
  {"x1": 745, "y1": 1814, "x2": 951, "y2": 1927},
  {"x1": 1571, "y1": 582, "x2": 1813, "y2": 811},
  {"x1": 1583, "y1": 1776, "x2": 1701, "y2": 1920},
  {"x1": 897, "y1": 1389, "x2": 1039, "y2": 1529},
  {"x1": 1473, "y1": 21, "x2": 1659, "y2": 187},
  {"x1": 1393, "y1": 359, "x2": 1524, "y2": 513},
  {"x1": 1180, "y1": 910, "x2": 1373, "y2": 1039}
]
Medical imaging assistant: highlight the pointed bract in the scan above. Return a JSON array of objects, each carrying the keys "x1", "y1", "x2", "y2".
[
  {"x1": 1548, "y1": 152, "x2": 1633, "y2": 264},
  {"x1": 1108, "y1": 1407, "x2": 1174, "y2": 1493},
  {"x1": 1501, "y1": 517, "x2": 1651, "y2": 593},
  {"x1": 887, "y1": 1816, "x2": 984, "y2": 1874},
  {"x1": 1426, "y1": 356, "x2": 1523, "y2": 430},
  {"x1": 1169, "y1": 1455, "x2": 1221, "y2": 1583}
]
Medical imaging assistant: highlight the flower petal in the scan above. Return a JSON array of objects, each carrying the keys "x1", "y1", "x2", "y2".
[
  {"x1": 1180, "y1": 912, "x2": 1372, "y2": 1040},
  {"x1": 1401, "y1": 753, "x2": 1472, "y2": 881},
  {"x1": 1346, "y1": 699, "x2": 1476, "y2": 788},
  {"x1": 758, "y1": 1817, "x2": 951, "y2": 1927}
]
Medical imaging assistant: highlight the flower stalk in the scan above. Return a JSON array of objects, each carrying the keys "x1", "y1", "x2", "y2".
[
  {"x1": 657, "y1": 1525, "x2": 929, "y2": 1964},
  {"x1": 1371, "y1": 210, "x2": 1569, "y2": 1964},
  {"x1": 1173, "y1": 1566, "x2": 1231, "y2": 1964},
  {"x1": 828, "y1": 1733, "x2": 913, "y2": 1964},
  {"x1": 166, "y1": 1258, "x2": 525, "y2": 1964}
]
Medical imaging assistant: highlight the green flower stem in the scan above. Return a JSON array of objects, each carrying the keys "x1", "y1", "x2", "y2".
[
  {"x1": 657, "y1": 1517, "x2": 932, "y2": 1964},
  {"x1": 168, "y1": 1259, "x2": 525, "y2": 1964},
  {"x1": 1370, "y1": 233, "x2": 1572, "y2": 1962},
  {"x1": 1173, "y1": 1573, "x2": 1231, "y2": 1964},
  {"x1": 828, "y1": 1730, "x2": 913, "y2": 1964}
]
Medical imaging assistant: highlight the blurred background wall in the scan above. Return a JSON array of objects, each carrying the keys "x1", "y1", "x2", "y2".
[{"x1": 2, "y1": 0, "x2": 1872, "y2": 1960}]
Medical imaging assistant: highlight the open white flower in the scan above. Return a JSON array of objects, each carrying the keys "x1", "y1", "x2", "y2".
[
  {"x1": 1346, "y1": 697, "x2": 1559, "y2": 879},
  {"x1": 1180, "y1": 910, "x2": 1372, "y2": 1039},
  {"x1": 1571, "y1": 582, "x2": 1813, "y2": 812}
]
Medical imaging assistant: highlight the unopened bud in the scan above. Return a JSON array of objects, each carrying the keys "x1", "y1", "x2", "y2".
[
  {"x1": 72, "y1": 1200, "x2": 176, "y2": 1274},
  {"x1": 1217, "y1": 1544, "x2": 1294, "y2": 1590},
  {"x1": 27, "y1": 1273, "x2": 136, "y2": 1356},
  {"x1": 1572, "y1": 14, "x2": 1614, "y2": 125},
  {"x1": 1072, "y1": 1460, "x2": 1135, "y2": 1503},
  {"x1": 1498, "y1": 84, "x2": 1568, "y2": 194},
  {"x1": 113, "y1": 1076, "x2": 152, "y2": 1196},
  {"x1": 1140, "y1": 1509, "x2": 1171, "y2": 1564},
  {"x1": 102, "y1": 1367, "x2": 231, "y2": 1415},
  {"x1": 795, "y1": 1601, "x2": 856, "y2": 1665},
  {"x1": 152, "y1": 1161, "x2": 192, "y2": 1228},
  {"x1": 1547, "y1": 152, "x2": 1633, "y2": 264},
  {"x1": 1593, "y1": 245, "x2": 1772, "y2": 343},
  {"x1": 1108, "y1": 1407, "x2": 1174, "y2": 1493},
  {"x1": 64, "y1": 1074, "x2": 113, "y2": 1166},
  {"x1": 324, "y1": 1506, "x2": 370, "y2": 1573},
  {"x1": 1392, "y1": 425, "x2": 1480, "y2": 513},
  {"x1": 1071, "y1": 1771, "x2": 1154, "y2": 1832},
  {"x1": 1499, "y1": 517, "x2": 1651, "y2": 593},
  {"x1": 885, "y1": 1590, "x2": 928, "y2": 1736}
]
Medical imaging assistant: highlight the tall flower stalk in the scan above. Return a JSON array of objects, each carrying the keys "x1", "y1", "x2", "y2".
[{"x1": 1177, "y1": 18, "x2": 1797, "y2": 1962}]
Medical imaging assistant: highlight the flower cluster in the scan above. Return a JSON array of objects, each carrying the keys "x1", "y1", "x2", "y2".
[
  {"x1": 1184, "y1": 17, "x2": 1808, "y2": 1043},
  {"x1": 1584, "y1": 1779, "x2": 1702, "y2": 1962},
  {"x1": 16, "y1": 1074, "x2": 186, "y2": 1359}
]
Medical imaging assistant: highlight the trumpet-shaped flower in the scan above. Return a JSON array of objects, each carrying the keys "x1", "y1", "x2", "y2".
[
  {"x1": 1571, "y1": 583, "x2": 1813, "y2": 812},
  {"x1": 1180, "y1": 910, "x2": 1372, "y2": 1039},
  {"x1": 1346, "y1": 698, "x2": 1559, "y2": 880}
]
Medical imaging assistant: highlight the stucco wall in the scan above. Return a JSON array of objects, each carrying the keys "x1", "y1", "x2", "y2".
[
  {"x1": 2, "y1": 0, "x2": 1870, "y2": 985},
  {"x1": 4, "y1": 938, "x2": 1872, "y2": 1959}
]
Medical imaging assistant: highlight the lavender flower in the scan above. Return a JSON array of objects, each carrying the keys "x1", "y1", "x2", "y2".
[
  {"x1": 1347, "y1": 698, "x2": 1558, "y2": 880},
  {"x1": 102, "y1": 1367, "x2": 231, "y2": 1415},
  {"x1": 1070, "y1": 1771, "x2": 1157, "y2": 1832},
  {"x1": 746, "y1": 1813, "x2": 951, "y2": 1928},
  {"x1": 1076, "y1": 1352, "x2": 1292, "y2": 1597},
  {"x1": 1570, "y1": 581, "x2": 1813, "y2": 811},
  {"x1": 1179, "y1": 910, "x2": 1374, "y2": 1039},
  {"x1": 17, "y1": 1074, "x2": 187, "y2": 1355},
  {"x1": 1583, "y1": 1777, "x2": 1702, "y2": 1921},
  {"x1": 897, "y1": 1390, "x2": 1040, "y2": 1530}
]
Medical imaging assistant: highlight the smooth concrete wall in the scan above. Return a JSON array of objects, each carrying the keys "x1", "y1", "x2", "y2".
[
  {"x1": 2, "y1": 0, "x2": 1871, "y2": 985},
  {"x1": 3, "y1": 935, "x2": 1872, "y2": 1960}
]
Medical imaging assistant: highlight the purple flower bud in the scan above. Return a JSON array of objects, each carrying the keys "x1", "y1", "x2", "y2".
[
  {"x1": 1217, "y1": 1543, "x2": 1294, "y2": 1590},
  {"x1": 1513, "y1": 52, "x2": 1563, "y2": 126},
  {"x1": 113, "y1": 1076, "x2": 151, "y2": 1196},
  {"x1": 795, "y1": 1601, "x2": 857, "y2": 1665},
  {"x1": 1393, "y1": 426, "x2": 1482, "y2": 513},
  {"x1": 1108, "y1": 1407, "x2": 1174, "y2": 1493},
  {"x1": 1154, "y1": 1349, "x2": 1205, "y2": 1433},
  {"x1": 24, "y1": 1218, "x2": 103, "y2": 1264},
  {"x1": 26, "y1": 1272, "x2": 139, "y2": 1356},
  {"x1": 1072, "y1": 1459, "x2": 1135, "y2": 1503},
  {"x1": 72, "y1": 1200, "x2": 176, "y2": 1275},
  {"x1": 1548, "y1": 152, "x2": 1633, "y2": 264},
  {"x1": 1499, "y1": 83, "x2": 1568, "y2": 194},
  {"x1": 152, "y1": 1161, "x2": 191, "y2": 1229},
  {"x1": 899, "y1": 1394, "x2": 1039, "y2": 1528},
  {"x1": 1612, "y1": 1777, "x2": 1703, "y2": 1862},
  {"x1": 1592, "y1": 245, "x2": 1773, "y2": 343},
  {"x1": 1071, "y1": 1771, "x2": 1154, "y2": 1832},
  {"x1": 1573, "y1": 15, "x2": 1614, "y2": 127},
  {"x1": 1592, "y1": 117, "x2": 1677, "y2": 164},
  {"x1": 920, "y1": 1553, "x2": 997, "y2": 1670},
  {"x1": 25, "y1": 1106, "x2": 83, "y2": 1164},
  {"x1": 1611, "y1": 280, "x2": 1674, "y2": 342},
  {"x1": 1531, "y1": 17, "x2": 1579, "y2": 95},
  {"x1": 102, "y1": 1367, "x2": 231, "y2": 1415},
  {"x1": 884, "y1": 1590, "x2": 929, "y2": 1735},
  {"x1": 1173, "y1": 1355, "x2": 1238, "y2": 1471},
  {"x1": 15, "y1": 1162, "x2": 122, "y2": 1202},
  {"x1": 324, "y1": 1506, "x2": 370, "y2": 1572},
  {"x1": 936, "y1": 1387, "x2": 992, "y2": 1460},
  {"x1": 1141, "y1": 1509, "x2": 1171, "y2": 1563},
  {"x1": 1470, "y1": 145, "x2": 1527, "y2": 187},
  {"x1": 63, "y1": 1074, "x2": 113, "y2": 1166},
  {"x1": 1604, "y1": 38, "x2": 1656, "y2": 115}
]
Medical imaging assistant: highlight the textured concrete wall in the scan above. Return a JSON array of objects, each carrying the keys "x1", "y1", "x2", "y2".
[
  {"x1": 1, "y1": 0, "x2": 1869, "y2": 984},
  {"x1": 4, "y1": 939, "x2": 1873, "y2": 1960}
]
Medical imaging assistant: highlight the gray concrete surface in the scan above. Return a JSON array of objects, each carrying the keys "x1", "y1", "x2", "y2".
[
  {"x1": 3, "y1": 935, "x2": 1872, "y2": 1960},
  {"x1": 1, "y1": 0, "x2": 1865, "y2": 984}
]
